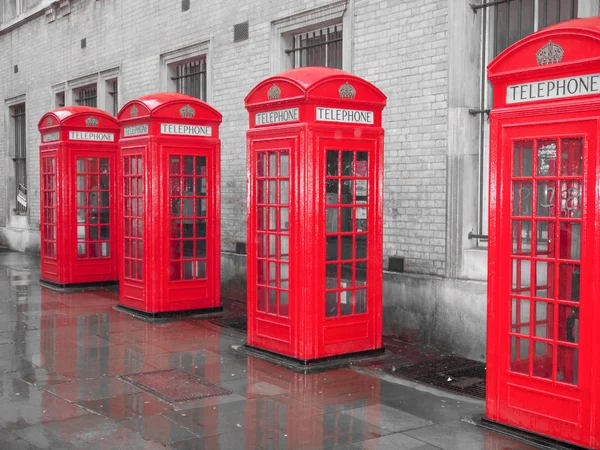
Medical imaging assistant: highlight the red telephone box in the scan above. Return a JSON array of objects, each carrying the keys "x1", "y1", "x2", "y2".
[
  {"x1": 115, "y1": 93, "x2": 222, "y2": 319},
  {"x1": 38, "y1": 107, "x2": 119, "y2": 288},
  {"x1": 244, "y1": 68, "x2": 386, "y2": 363},
  {"x1": 487, "y1": 18, "x2": 600, "y2": 448}
]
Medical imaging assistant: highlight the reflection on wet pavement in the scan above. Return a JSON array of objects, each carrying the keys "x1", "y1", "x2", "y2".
[{"x1": 0, "y1": 253, "x2": 536, "y2": 449}]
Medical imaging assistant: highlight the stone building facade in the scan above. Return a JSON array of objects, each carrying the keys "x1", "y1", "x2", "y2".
[{"x1": 1, "y1": 0, "x2": 598, "y2": 360}]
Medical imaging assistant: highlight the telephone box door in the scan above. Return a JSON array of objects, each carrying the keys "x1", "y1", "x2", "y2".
[{"x1": 491, "y1": 119, "x2": 594, "y2": 443}]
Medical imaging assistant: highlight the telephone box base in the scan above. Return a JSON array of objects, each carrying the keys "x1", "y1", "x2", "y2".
[
  {"x1": 113, "y1": 304, "x2": 223, "y2": 323},
  {"x1": 40, "y1": 278, "x2": 118, "y2": 293},
  {"x1": 474, "y1": 416, "x2": 587, "y2": 450},
  {"x1": 238, "y1": 344, "x2": 388, "y2": 374}
]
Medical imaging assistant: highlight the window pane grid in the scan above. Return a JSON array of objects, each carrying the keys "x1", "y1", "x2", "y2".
[
  {"x1": 75, "y1": 85, "x2": 97, "y2": 107},
  {"x1": 509, "y1": 138, "x2": 581, "y2": 385},
  {"x1": 168, "y1": 155, "x2": 208, "y2": 282},
  {"x1": 256, "y1": 150, "x2": 289, "y2": 317},
  {"x1": 76, "y1": 158, "x2": 110, "y2": 259},
  {"x1": 289, "y1": 24, "x2": 343, "y2": 69},
  {"x1": 41, "y1": 156, "x2": 57, "y2": 258},
  {"x1": 123, "y1": 155, "x2": 143, "y2": 280},
  {"x1": 12, "y1": 104, "x2": 27, "y2": 212},
  {"x1": 172, "y1": 59, "x2": 207, "y2": 101},
  {"x1": 325, "y1": 150, "x2": 369, "y2": 318}
]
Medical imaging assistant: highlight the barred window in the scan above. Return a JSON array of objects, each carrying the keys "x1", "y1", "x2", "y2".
[
  {"x1": 11, "y1": 104, "x2": 27, "y2": 213},
  {"x1": 172, "y1": 58, "x2": 207, "y2": 101},
  {"x1": 493, "y1": 0, "x2": 578, "y2": 57},
  {"x1": 107, "y1": 79, "x2": 118, "y2": 115},
  {"x1": 75, "y1": 85, "x2": 98, "y2": 107},
  {"x1": 287, "y1": 24, "x2": 343, "y2": 69}
]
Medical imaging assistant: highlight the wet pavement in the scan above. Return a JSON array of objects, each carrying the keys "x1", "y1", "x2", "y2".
[{"x1": 0, "y1": 252, "x2": 539, "y2": 449}]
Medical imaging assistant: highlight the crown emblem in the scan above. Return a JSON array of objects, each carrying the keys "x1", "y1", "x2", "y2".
[
  {"x1": 130, "y1": 105, "x2": 138, "y2": 118},
  {"x1": 180, "y1": 104, "x2": 195, "y2": 118},
  {"x1": 339, "y1": 82, "x2": 356, "y2": 99},
  {"x1": 267, "y1": 84, "x2": 281, "y2": 100},
  {"x1": 85, "y1": 116, "x2": 99, "y2": 127},
  {"x1": 536, "y1": 40, "x2": 564, "y2": 66},
  {"x1": 47, "y1": 117, "x2": 53, "y2": 126}
]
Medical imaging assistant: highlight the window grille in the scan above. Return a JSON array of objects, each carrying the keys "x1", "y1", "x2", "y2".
[
  {"x1": 287, "y1": 24, "x2": 343, "y2": 69},
  {"x1": 493, "y1": 0, "x2": 577, "y2": 57},
  {"x1": 12, "y1": 104, "x2": 27, "y2": 213},
  {"x1": 75, "y1": 85, "x2": 98, "y2": 107},
  {"x1": 172, "y1": 59, "x2": 207, "y2": 101}
]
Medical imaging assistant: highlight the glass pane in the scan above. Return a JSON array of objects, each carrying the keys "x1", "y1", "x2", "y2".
[
  {"x1": 196, "y1": 198, "x2": 207, "y2": 217},
  {"x1": 257, "y1": 153, "x2": 266, "y2": 177},
  {"x1": 535, "y1": 261, "x2": 554, "y2": 299},
  {"x1": 184, "y1": 156, "x2": 194, "y2": 174},
  {"x1": 326, "y1": 180, "x2": 338, "y2": 203},
  {"x1": 510, "y1": 337, "x2": 529, "y2": 374},
  {"x1": 280, "y1": 208, "x2": 289, "y2": 231},
  {"x1": 356, "y1": 261, "x2": 367, "y2": 285},
  {"x1": 558, "y1": 263, "x2": 580, "y2": 302},
  {"x1": 340, "y1": 291, "x2": 352, "y2": 315},
  {"x1": 341, "y1": 236, "x2": 353, "y2": 260},
  {"x1": 534, "y1": 301, "x2": 553, "y2": 339},
  {"x1": 536, "y1": 182, "x2": 555, "y2": 217},
  {"x1": 558, "y1": 304, "x2": 579, "y2": 343},
  {"x1": 257, "y1": 261, "x2": 267, "y2": 285},
  {"x1": 513, "y1": 142, "x2": 533, "y2": 177},
  {"x1": 195, "y1": 261, "x2": 206, "y2": 279},
  {"x1": 327, "y1": 151, "x2": 338, "y2": 176},
  {"x1": 326, "y1": 292, "x2": 338, "y2": 317},
  {"x1": 280, "y1": 291, "x2": 289, "y2": 317},
  {"x1": 196, "y1": 220, "x2": 206, "y2": 238},
  {"x1": 268, "y1": 289, "x2": 277, "y2": 314},
  {"x1": 356, "y1": 152, "x2": 368, "y2": 176},
  {"x1": 257, "y1": 180, "x2": 266, "y2": 204},
  {"x1": 512, "y1": 220, "x2": 532, "y2": 255},
  {"x1": 100, "y1": 175, "x2": 109, "y2": 190},
  {"x1": 535, "y1": 221, "x2": 554, "y2": 257},
  {"x1": 196, "y1": 240, "x2": 206, "y2": 258},
  {"x1": 280, "y1": 152, "x2": 289, "y2": 177},
  {"x1": 183, "y1": 198, "x2": 193, "y2": 216},
  {"x1": 326, "y1": 264, "x2": 338, "y2": 288},
  {"x1": 268, "y1": 153, "x2": 277, "y2": 177},
  {"x1": 532, "y1": 341, "x2": 553, "y2": 380},
  {"x1": 356, "y1": 235, "x2": 367, "y2": 259},
  {"x1": 196, "y1": 156, "x2": 207, "y2": 175},
  {"x1": 183, "y1": 177, "x2": 193, "y2": 195},
  {"x1": 512, "y1": 259, "x2": 531, "y2": 294},
  {"x1": 511, "y1": 298, "x2": 530, "y2": 335},
  {"x1": 196, "y1": 178, "x2": 207, "y2": 196},
  {"x1": 170, "y1": 220, "x2": 181, "y2": 238},
  {"x1": 326, "y1": 236, "x2": 338, "y2": 261},
  {"x1": 342, "y1": 180, "x2": 353, "y2": 204},
  {"x1": 183, "y1": 261, "x2": 193, "y2": 280},
  {"x1": 559, "y1": 222, "x2": 580, "y2": 261},
  {"x1": 355, "y1": 290, "x2": 367, "y2": 314},
  {"x1": 269, "y1": 235, "x2": 276, "y2": 258},
  {"x1": 170, "y1": 156, "x2": 181, "y2": 174},
  {"x1": 169, "y1": 241, "x2": 181, "y2": 259},
  {"x1": 341, "y1": 208, "x2": 353, "y2": 232},
  {"x1": 280, "y1": 181, "x2": 289, "y2": 204},
  {"x1": 257, "y1": 287, "x2": 267, "y2": 312},
  {"x1": 342, "y1": 151, "x2": 353, "y2": 176},
  {"x1": 560, "y1": 181, "x2": 582, "y2": 218},
  {"x1": 561, "y1": 138, "x2": 582, "y2": 176},
  {"x1": 257, "y1": 207, "x2": 266, "y2": 231},
  {"x1": 269, "y1": 208, "x2": 277, "y2": 231},
  {"x1": 356, "y1": 207, "x2": 367, "y2": 232},
  {"x1": 326, "y1": 208, "x2": 338, "y2": 233},
  {"x1": 76, "y1": 159, "x2": 85, "y2": 173},
  {"x1": 557, "y1": 346, "x2": 578, "y2": 385},
  {"x1": 183, "y1": 240, "x2": 194, "y2": 258},
  {"x1": 537, "y1": 140, "x2": 557, "y2": 176},
  {"x1": 513, "y1": 182, "x2": 532, "y2": 216},
  {"x1": 280, "y1": 236, "x2": 289, "y2": 260}
]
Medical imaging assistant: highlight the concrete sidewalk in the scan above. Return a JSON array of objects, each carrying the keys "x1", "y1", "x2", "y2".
[{"x1": 0, "y1": 252, "x2": 536, "y2": 449}]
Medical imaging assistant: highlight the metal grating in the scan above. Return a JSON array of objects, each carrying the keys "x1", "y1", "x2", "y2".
[
  {"x1": 234, "y1": 21, "x2": 249, "y2": 42},
  {"x1": 209, "y1": 316, "x2": 247, "y2": 333},
  {"x1": 119, "y1": 369, "x2": 231, "y2": 403},
  {"x1": 382, "y1": 356, "x2": 486, "y2": 400}
]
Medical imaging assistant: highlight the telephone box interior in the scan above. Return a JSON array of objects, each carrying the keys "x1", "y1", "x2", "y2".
[
  {"x1": 38, "y1": 107, "x2": 119, "y2": 288},
  {"x1": 116, "y1": 93, "x2": 222, "y2": 319},
  {"x1": 487, "y1": 17, "x2": 600, "y2": 448},
  {"x1": 244, "y1": 67, "x2": 386, "y2": 364}
]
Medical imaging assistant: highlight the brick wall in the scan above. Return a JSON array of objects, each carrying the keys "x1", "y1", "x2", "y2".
[{"x1": 0, "y1": 0, "x2": 449, "y2": 275}]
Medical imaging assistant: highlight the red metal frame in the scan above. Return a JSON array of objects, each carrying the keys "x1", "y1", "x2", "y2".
[
  {"x1": 38, "y1": 107, "x2": 119, "y2": 286},
  {"x1": 487, "y1": 18, "x2": 600, "y2": 448},
  {"x1": 245, "y1": 68, "x2": 386, "y2": 362},
  {"x1": 116, "y1": 93, "x2": 222, "y2": 315}
]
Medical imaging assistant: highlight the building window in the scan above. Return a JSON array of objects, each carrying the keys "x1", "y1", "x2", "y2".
[
  {"x1": 493, "y1": 0, "x2": 578, "y2": 57},
  {"x1": 106, "y1": 79, "x2": 118, "y2": 115},
  {"x1": 74, "y1": 85, "x2": 97, "y2": 107},
  {"x1": 171, "y1": 58, "x2": 207, "y2": 100},
  {"x1": 11, "y1": 104, "x2": 27, "y2": 213},
  {"x1": 287, "y1": 24, "x2": 343, "y2": 69},
  {"x1": 55, "y1": 91, "x2": 65, "y2": 108}
]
